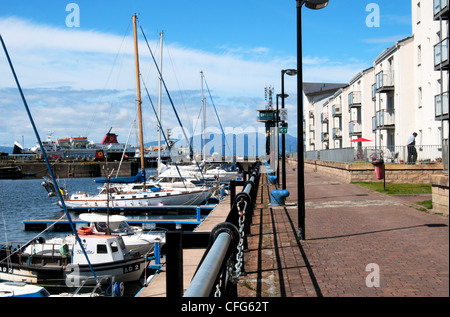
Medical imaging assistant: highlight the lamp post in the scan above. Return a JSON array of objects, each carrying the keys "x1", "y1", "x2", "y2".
[
  {"x1": 277, "y1": 93, "x2": 289, "y2": 186},
  {"x1": 296, "y1": 0, "x2": 329, "y2": 241},
  {"x1": 281, "y1": 69, "x2": 297, "y2": 190}
]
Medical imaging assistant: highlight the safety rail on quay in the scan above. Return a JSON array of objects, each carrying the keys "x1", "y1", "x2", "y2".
[{"x1": 161, "y1": 161, "x2": 261, "y2": 297}]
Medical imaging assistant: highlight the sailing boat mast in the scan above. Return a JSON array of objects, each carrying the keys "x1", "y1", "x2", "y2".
[
  {"x1": 133, "y1": 14, "x2": 146, "y2": 190},
  {"x1": 201, "y1": 70, "x2": 206, "y2": 161},
  {"x1": 157, "y1": 31, "x2": 163, "y2": 173}
]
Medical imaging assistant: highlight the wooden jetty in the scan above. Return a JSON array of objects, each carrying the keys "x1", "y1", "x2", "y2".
[{"x1": 135, "y1": 188, "x2": 239, "y2": 297}]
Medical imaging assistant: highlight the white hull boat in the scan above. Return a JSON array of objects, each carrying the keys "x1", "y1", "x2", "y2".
[
  {"x1": 61, "y1": 186, "x2": 213, "y2": 211},
  {"x1": 0, "y1": 234, "x2": 147, "y2": 290},
  {"x1": 45, "y1": 214, "x2": 165, "y2": 255},
  {"x1": 0, "y1": 282, "x2": 50, "y2": 297}
]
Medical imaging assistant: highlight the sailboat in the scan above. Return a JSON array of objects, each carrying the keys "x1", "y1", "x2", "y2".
[
  {"x1": 0, "y1": 26, "x2": 150, "y2": 294},
  {"x1": 157, "y1": 71, "x2": 239, "y2": 183},
  {"x1": 58, "y1": 15, "x2": 215, "y2": 212}
]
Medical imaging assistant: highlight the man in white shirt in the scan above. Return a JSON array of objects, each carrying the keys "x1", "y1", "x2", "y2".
[{"x1": 407, "y1": 132, "x2": 417, "y2": 164}]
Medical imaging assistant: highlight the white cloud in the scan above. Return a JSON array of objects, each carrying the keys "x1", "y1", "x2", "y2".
[
  {"x1": 362, "y1": 34, "x2": 410, "y2": 44},
  {"x1": 0, "y1": 16, "x2": 365, "y2": 148}
]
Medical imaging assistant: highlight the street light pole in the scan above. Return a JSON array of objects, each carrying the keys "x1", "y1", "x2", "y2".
[
  {"x1": 281, "y1": 69, "x2": 297, "y2": 190},
  {"x1": 296, "y1": 0, "x2": 329, "y2": 241},
  {"x1": 276, "y1": 94, "x2": 281, "y2": 186}
]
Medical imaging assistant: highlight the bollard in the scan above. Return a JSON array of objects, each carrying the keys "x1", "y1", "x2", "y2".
[
  {"x1": 270, "y1": 189, "x2": 290, "y2": 206},
  {"x1": 154, "y1": 239, "x2": 160, "y2": 266},
  {"x1": 268, "y1": 175, "x2": 277, "y2": 184}
]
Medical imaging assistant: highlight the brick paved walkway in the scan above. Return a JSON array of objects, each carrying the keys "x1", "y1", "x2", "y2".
[{"x1": 237, "y1": 161, "x2": 449, "y2": 297}]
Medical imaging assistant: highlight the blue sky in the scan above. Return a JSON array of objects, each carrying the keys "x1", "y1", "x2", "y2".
[{"x1": 0, "y1": 0, "x2": 412, "y2": 152}]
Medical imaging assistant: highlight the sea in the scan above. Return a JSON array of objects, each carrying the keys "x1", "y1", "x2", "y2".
[{"x1": 0, "y1": 168, "x2": 157, "y2": 244}]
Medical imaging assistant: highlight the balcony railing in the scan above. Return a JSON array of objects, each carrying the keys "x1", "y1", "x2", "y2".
[
  {"x1": 332, "y1": 104, "x2": 342, "y2": 116},
  {"x1": 434, "y1": 0, "x2": 449, "y2": 20},
  {"x1": 435, "y1": 91, "x2": 449, "y2": 119},
  {"x1": 321, "y1": 113, "x2": 329, "y2": 122},
  {"x1": 348, "y1": 91, "x2": 361, "y2": 107},
  {"x1": 372, "y1": 84, "x2": 376, "y2": 101},
  {"x1": 434, "y1": 37, "x2": 449, "y2": 70},
  {"x1": 349, "y1": 120, "x2": 362, "y2": 135},
  {"x1": 321, "y1": 132, "x2": 329, "y2": 142},
  {"x1": 375, "y1": 71, "x2": 394, "y2": 92},
  {"x1": 372, "y1": 116, "x2": 377, "y2": 132},
  {"x1": 376, "y1": 109, "x2": 395, "y2": 128}
]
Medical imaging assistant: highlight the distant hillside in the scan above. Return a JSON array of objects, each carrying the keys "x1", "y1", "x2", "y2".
[
  {"x1": 158, "y1": 132, "x2": 298, "y2": 156},
  {"x1": 0, "y1": 146, "x2": 13, "y2": 154}
]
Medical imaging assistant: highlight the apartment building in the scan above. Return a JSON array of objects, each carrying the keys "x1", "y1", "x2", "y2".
[
  {"x1": 304, "y1": 83, "x2": 347, "y2": 151},
  {"x1": 304, "y1": 0, "x2": 448, "y2": 154}
]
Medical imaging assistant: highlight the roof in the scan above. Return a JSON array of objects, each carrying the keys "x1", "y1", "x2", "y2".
[{"x1": 303, "y1": 82, "x2": 348, "y2": 97}]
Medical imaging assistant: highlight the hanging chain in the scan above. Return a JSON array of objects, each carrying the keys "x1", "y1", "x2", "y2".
[{"x1": 228, "y1": 198, "x2": 247, "y2": 284}]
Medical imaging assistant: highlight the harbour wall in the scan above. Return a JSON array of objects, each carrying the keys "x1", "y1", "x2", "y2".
[
  {"x1": 304, "y1": 159, "x2": 444, "y2": 184},
  {"x1": 6, "y1": 161, "x2": 139, "y2": 179}
]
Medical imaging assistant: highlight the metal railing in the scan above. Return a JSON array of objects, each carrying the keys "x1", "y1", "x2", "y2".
[
  {"x1": 163, "y1": 162, "x2": 261, "y2": 297},
  {"x1": 306, "y1": 145, "x2": 446, "y2": 166}
]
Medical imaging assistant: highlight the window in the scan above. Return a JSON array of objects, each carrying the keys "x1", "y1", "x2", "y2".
[
  {"x1": 417, "y1": 2, "x2": 421, "y2": 24},
  {"x1": 110, "y1": 241, "x2": 119, "y2": 253},
  {"x1": 417, "y1": 45, "x2": 422, "y2": 66},
  {"x1": 97, "y1": 244, "x2": 107, "y2": 254},
  {"x1": 418, "y1": 87, "x2": 423, "y2": 108}
]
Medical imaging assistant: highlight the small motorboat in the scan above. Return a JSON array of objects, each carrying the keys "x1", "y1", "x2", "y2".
[
  {"x1": 0, "y1": 234, "x2": 147, "y2": 290},
  {"x1": 0, "y1": 282, "x2": 50, "y2": 297},
  {"x1": 77, "y1": 213, "x2": 165, "y2": 254}
]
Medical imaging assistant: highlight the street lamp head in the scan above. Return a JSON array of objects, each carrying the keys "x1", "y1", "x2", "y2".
[
  {"x1": 283, "y1": 69, "x2": 298, "y2": 76},
  {"x1": 304, "y1": 0, "x2": 329, "y2": 10}
]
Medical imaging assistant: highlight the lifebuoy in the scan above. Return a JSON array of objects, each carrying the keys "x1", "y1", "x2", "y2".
[{"x1": 78, "y1": 226, "x2": 93, "y2": 235}]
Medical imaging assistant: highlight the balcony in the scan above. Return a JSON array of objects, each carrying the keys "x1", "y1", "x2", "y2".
[
  {"x1": 375, "y1": 71, "x2": 394, "y2": 92},
  {"x1": 348, "y1": 91, "x2": 361, "y2": 107},
  {"x1": 376, "y1": 109, "x2": 395, "y2": 129},
  {"x1": 372, "y1": 116, "x2": 377, "y2": 132},
  {"x1": 321, "y1": 113, "x2": 329, "y2": 122},
  {"x1": 434, "y1": 38, "x2": 449, "y2": 70},
  {"x1": 435, "y1": 91, "x2": 449, "y2": 120},
  {"x1": 434, "y1": 0, "x2": 449, "y2": 20},
  {"x1": 321, "y1": 132, "x2": 329, "y2": 142},
  {"x1": 332, "y1": 104, "x2": 342, "y2": 116},
  {"x1": 332, "y1": 128, "x2": 342, "y2": 139},
  {"x1": 372, "y1": 84, "x2": 376, "y2": 101},
  {"x1": 349, "y1": 120, "x2": 362, "y2": 135}
]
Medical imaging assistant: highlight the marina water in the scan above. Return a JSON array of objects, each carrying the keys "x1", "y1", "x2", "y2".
[{"x1": 0, "y1": 168, "x2": 156, "y2": 244}]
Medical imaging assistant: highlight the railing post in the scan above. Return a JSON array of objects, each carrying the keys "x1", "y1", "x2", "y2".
[
  {"x1": 230, "y1": 180, "x2": 236, "y2": 208},
  {"x1": 166, "y1": 231, "x2": 183, "y2": 297}
]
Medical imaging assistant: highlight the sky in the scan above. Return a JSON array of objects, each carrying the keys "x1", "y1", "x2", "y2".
[{"x1": 0, "y1": 0, "x2": 412, "y2": 154}]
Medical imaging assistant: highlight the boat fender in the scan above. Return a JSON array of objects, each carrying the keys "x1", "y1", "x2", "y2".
[
  {"x1": 59, "y1": 244, "x2": 70, "y2": 258},
  {"x1": 78, "y1": 226, "x2": 93, "y2": 235}
]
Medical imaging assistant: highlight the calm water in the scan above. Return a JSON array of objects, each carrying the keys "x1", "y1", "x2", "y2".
[
  {"x1": 0, "y1": 169, "x2": 156, "y2": 244},
  {"x1": 0, "y1": 177, "x2": 101, "y2": 243}
]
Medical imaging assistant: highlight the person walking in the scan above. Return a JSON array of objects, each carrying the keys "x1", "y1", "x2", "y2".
[{"x1": 407, "y1": 132, "x2": 418, "y2": 164}]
